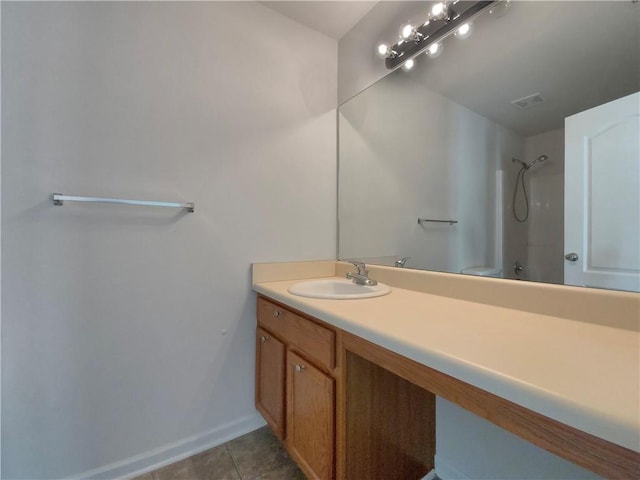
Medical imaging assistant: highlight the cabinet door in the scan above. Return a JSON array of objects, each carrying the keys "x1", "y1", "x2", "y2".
[
  {"x1": 256, "y1": 327, "x2": 285, "y2": 439},
  {"x1": 287, "y1": 351, "x2": 335, "y2": 480}
]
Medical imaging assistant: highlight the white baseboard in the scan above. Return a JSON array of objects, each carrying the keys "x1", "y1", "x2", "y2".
[
  {"x1": 435, "y1": 454, "x2": 472, "y2": 480},
  {"x1": 65, "y1": 413, "x2": 266, "y2": 480},
  {"x1": 421, "y1": 468, "x2": 439, "y2": 480}
]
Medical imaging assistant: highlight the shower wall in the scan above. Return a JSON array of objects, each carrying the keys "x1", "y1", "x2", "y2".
[{"x1": 503, "y1": 128, "x2": 564, "y2": 283}]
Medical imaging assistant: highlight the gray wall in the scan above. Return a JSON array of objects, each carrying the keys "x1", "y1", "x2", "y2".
[{"x1": 1, "y1": 2, "x2": 336, "y2": 478}]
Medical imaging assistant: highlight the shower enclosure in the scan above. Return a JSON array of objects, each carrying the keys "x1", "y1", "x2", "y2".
[{"x1": 503, "y1": 129, "x2": 564, "y2": 284}]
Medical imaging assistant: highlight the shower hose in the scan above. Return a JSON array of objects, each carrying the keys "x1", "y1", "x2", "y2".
[{"x1": 512, "y1": 165, "x2": 529, "y2": 223}]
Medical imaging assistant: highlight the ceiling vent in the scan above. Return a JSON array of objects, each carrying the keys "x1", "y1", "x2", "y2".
[{"x1": 511, "y1": 93, "x2": 545, "y2": 110}]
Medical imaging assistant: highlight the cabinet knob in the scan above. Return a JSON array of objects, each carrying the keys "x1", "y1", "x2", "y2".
[
  {"x1": 295, "y1": 364, "x2": 306, "y2": 373},
  {"x1": 565, "y1": 252, "x2": 579, "y2": 262},
  {"x1": 260, "y1": 335, "x2": 268, "y2": 343},
  {"x1": 273, "y1": 310, "x2": 281, "y2": 317}
]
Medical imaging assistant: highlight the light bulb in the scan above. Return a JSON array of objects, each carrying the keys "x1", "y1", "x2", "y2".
[
  {"x1": 431, "y1": 2, "x2": 445, "y2": 18},
  {"x1": 430, "y1": 2, "x2": 449, "y2": 20},
  {"x1": 401, "y1": 58, "x2": 415, "y2": 71},
  {"x1": 400, "y1": 23, "x2": 414, "y2": 40},
  {"x1": 376, "y1": 43, "x2": 390, "y2": 58},
  {"x1": 455, "y1": 23, "x2": 472, "y2": 39},
  {"x1": 376, "y1": 43, "x2": 398, "y2": 59},
  {"x1": 426, "y1": 42, "x2": 442, "y2": 58}
]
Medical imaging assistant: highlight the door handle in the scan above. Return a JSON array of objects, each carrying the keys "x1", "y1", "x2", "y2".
[{"x1": 565, "y1": 253, "x2": 579, "y2": 262}]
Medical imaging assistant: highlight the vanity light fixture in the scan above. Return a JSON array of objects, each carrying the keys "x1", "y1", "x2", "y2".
[{"x1": 376, "y1": 0, "x2": 499, "y2": 70}]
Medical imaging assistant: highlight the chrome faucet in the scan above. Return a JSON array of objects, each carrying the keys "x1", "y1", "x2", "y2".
[
  {"x1": 395, "y1": 256, "x2": 410, "y2": 268},
  {"x1": 346, "y1": 261, "x2": 378, "y2": 286},
  {"x1": 514, "y1": 260, "x2": 525, "y2": 276}
]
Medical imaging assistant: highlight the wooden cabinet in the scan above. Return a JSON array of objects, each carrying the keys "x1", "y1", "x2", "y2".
[
  {"x1": 256, "y1": 297, "x2": 336, "y2": 480},
  {"x1": 256, "y1": 293, "x2": 639, "y2": 480},
  {"x1": 256, "y1": 295, "x2": 436, "y2": 480},
  {"x1": 287, "y1": 350, "x2": 335, "y2": 480},
  {"x1": 255, "y1": 327, "x2": 285, "y2": 439}
]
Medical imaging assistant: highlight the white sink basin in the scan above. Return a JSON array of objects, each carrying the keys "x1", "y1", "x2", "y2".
[{"x1": 287, "y1": 278, "x2": 391, "y2": 300}]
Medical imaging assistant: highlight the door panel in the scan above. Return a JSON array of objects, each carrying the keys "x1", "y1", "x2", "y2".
[
  {"x1": 565, "y1": 92, "x2": 640, "y2": 291},
  {"x1": 287, "y1": 350, "x2": 335, "y2": 480},
  {"x1": 256, "y1": 327, "x2": 285, "y2": 439}
]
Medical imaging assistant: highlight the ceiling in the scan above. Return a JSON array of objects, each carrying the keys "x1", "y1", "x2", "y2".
[
  {"x1": 377, "y1": 1, "x2": 640, "y2": 136},
  {"x1": 261, "y1": 1, "x2": 378, "y2": 39},
  {"x1": 260, "y1": 1, "x2": 639, "y2": 136}
]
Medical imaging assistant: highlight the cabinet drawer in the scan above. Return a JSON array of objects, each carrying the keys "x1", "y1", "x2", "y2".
[
  {"x1": 257, "y1": 297, "x2": 287, "y2": 334},
  {"x1": 257, "y1": 297, "x2": 335, "y2": 370}
]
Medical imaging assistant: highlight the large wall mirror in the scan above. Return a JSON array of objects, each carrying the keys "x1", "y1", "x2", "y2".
[{"x1": 338, "y1": 0, "x2": 640, "y2": 292}]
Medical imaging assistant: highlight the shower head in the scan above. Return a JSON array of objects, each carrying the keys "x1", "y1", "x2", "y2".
[
  {"x1": 512, "y1": 154, "x2": 549, "y2": 170},
  {"x1": 527, "y1": 154, "x2": 549, "y2": 169}
]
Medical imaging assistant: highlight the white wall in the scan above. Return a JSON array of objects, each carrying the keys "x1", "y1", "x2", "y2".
[
  {"x1": 340, "y1": 5, "x2": 602, "y2": 480},
  {"x1": 0, "y1": 3, "x2": 3, "y2": 476},
  {"x1": 1, "y1": 2, "x2": 336, "y2": 478},
  {"x1": 339, "y1": 69, "x2": 512, "y2": 274},
  {"x1": 436, "y1": 399, "x2": 601, "y2": 480}
]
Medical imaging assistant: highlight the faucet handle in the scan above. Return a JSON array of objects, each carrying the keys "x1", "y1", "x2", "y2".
[
  {"x1": 395, "y1": 256, "x2": 410, "y2": 268},
  {"x1": 347, "y1": 260, "x2": 367, "y2": 275}
]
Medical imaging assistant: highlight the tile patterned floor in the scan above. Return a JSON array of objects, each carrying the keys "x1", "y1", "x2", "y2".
[{"x1": 133, "y1": 427, "x2": 307, "y2": 480}]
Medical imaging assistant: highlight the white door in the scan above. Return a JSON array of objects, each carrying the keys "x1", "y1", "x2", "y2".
[{"x1": 565, "y1": 92, "x2": 640, "y2": 292}]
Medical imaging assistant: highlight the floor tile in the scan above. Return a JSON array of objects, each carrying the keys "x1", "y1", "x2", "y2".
[
  {"x1": 190, "y1": 445, "x2": 241, "y2": 480},
  {"x1": 142, "y1": 427, "x2": 307, "y2": 480},
  {"x1": 252, "y1": 461, "x2": 308, "y2": 480},
  {"x1": 131, "y1": 474, "x2": 154, "y2": 480},
  {"x1": 152, "y1": 457, "x2": 193, "y2": 480},
  {"x1": 226, "y1": 427, "x2": 290, "y2": 479},
  {"x1": 153, "y1": 444, "x2": 240, "y2": 480}
]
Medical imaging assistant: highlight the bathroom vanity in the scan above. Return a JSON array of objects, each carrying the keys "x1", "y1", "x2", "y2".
[
  {"x1": 252, "y1": 261, "x2": 640, "y2": 480},
  {"x1": 256, "y1": 295, "x2": 435, "y2": 480}
]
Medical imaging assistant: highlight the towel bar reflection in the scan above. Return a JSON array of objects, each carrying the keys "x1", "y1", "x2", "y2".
[
  {"x1": 52, "y1": 193, "x2": 194, "y2": 213},
  {"x1": 418, "y1": 218, "x2": 458, "y2": 225}
]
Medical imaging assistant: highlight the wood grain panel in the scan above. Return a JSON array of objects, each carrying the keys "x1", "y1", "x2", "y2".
[
  {"x1": 255, "y1": 327, "x2": 286, "y2": 439},
  {"x1": 342, "y1": 331, "x2": 640, "y2": 480},
  {"x1": 345, "y1": 351, "x2": 435, "y2": 480},
  {"x1": 257, "y1": 297, "x2": 288, "y2": 338},
  {"x1": 258, "y1": 297, "x2": 335, "y2": 370},
  {"x1": 286, "y1": 311, "x2": 335, "y2": 370},
  {"x1": 335, "y1": 330, "x2": 347, "y2": 480},
  {"x1": 287, "y1": 350, "x2": 335, "y2": 480}
]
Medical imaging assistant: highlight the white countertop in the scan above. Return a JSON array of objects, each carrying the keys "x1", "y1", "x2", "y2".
[{"x1": 254, "y1": 277, "x2": 640, "y2": 453}]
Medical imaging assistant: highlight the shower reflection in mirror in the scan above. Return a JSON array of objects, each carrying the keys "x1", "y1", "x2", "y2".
[{"x1": 511, "y1": 154, "x2": 549, "y2": 223}]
